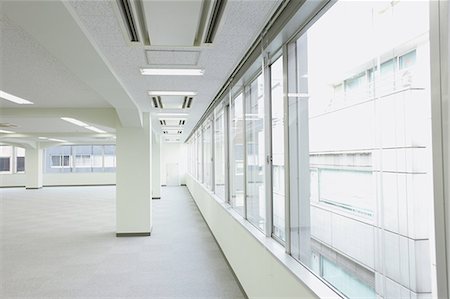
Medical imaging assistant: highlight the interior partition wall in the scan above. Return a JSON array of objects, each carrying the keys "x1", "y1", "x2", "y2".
[{"x1": 186, "y1": 0, "x2": 446, "y2": 298}]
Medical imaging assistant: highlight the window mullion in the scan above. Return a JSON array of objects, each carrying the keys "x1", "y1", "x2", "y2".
[
  {"x1": 243, "y1": 85, "x2": 248, "y2": 220},
  {"x1": 264, "y1": 53, "x2": 274, "y2": 238},
  {"x1": 283, "y1": 44, "x2": 292, "y2": 254}
]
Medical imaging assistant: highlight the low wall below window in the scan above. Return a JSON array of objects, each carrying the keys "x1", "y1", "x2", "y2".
[
  {"x1": 0, "y1": 172, "x2": 115, "y2": 188},
  {"x1": 186, "y1": 174, "x2": 320, "y2": 299}
]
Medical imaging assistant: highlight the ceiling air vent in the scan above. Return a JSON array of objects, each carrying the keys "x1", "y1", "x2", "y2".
[
  {"x1": 204, "y1": 0, "x2": 227, "y2": 44},
  {"x1": 152, "y1": 96, "x2": 163, "y2": 108},
  {"x1": 182, "y1": 96, "x2": 193, "y2": 109},
  {"x1": 117, "y1": 0, "x2": 140, "y2": 42},
  {"x1": 179, "y1": 120, "x2": 186, "y2": 125}
]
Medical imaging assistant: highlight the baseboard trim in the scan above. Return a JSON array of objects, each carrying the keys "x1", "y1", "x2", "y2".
[
  {"x1": 116, "y1": 232, "x2": 151, "y2": 237},
  {"x1": 44, "y1": 184, "x2": 116, "y2": 187},
  {"x1": 25, "y1": 187, "x2": 43, "y2": 189},
  {"x1": 0, "y1": 186, "x2": 26, "y2": 188}
]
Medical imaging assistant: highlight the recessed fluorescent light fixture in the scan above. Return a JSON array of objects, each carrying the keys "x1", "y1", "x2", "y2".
[
  {"x1": 0, "y1": 90, "x2": 33, "y2": 105},
  {"x1": 61, "y1": 117, "x2": 106, "y2": 133},
  {"x1": 0, "y1": 129, "x2": 15, "y2": 134},
  {"x1": 162, "y1": 126, "x2": 183, "y2": 130},
  {"x1": 85, "y1": 126, "x2": 106, "y2": 134},
  {"x1": 148, "y1": 91, "x2": 197, "y2": 96},
  {"x1": 61, "y1": 117, "x2": 89, "y2": 127},
  {"x1": 157, "y1": 113, "x2": 189, "y2": 117},
  {"x1": 48, "y1": 138, "x2": 67, "y2": 143},
  {"x1": 140, "y1": 68, "x2": 204, "y2": 76}
]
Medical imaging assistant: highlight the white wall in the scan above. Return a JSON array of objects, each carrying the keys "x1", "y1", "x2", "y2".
[
  {"x1": 186, "y1": 175, "x2": 319, "y2": 299},
  {"x1": 44, "y1": 172, "x2": 115, "y2": 186},
  {"x1": 152, "y1": 131, "x2": 161, "y2": 198},
  {"x1": 0, "y1": 173, "x2": 26, "y2": 187},
  {"x1": 160, "y1": 142, "x2": 187, "y2": 186},
  {"x1": 0, "y1": 172, "x2": 115, "y2": 188}
]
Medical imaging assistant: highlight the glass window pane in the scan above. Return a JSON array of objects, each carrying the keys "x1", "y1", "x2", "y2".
[
  {"x1": 230, "y1": 93, "x2": 245, "y2": 217},
  {"x1": 271, "y1": 56, "x2": 285, "y2": 241},
  {"x1": 197, "y1": 131, "x2": 202, "y2": 181},
  {"x1": 214, "y1": 106, "x2": 226, "y2": 200},
  {"x1": 246, "y1": 74, "x2": 265, "y2": 231},
  {"x1": 92, "y1": 145, "x2": 103, "y2": 170},
  {"x1": 203, "y1": 120, "x2": 213, "y2": 189},
  {"x1": 63, "y1": 155, "x2": 71, "y2": 167},
  {"x1": 51, "y1": 156, "x2": 61, "y2": 167},
  {"x1": 288, "y1": 1, "x2": 434, "y2": 298},
  {"x1": 0, "y1": 146, "x2": 13, "y2": 173},
  {"x1": 15, "y1": 147, "x2": 25, "y2": 172},
  {"x1": 73, "y1": 145, "x2": 92, "y2": 172},
  {"x1": 103, "y1": 145, "x2": 116, "y2": 171}
]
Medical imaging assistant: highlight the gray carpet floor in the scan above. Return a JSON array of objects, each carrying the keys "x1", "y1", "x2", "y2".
[{"x1": 0, "y1": 186, "x2": 245, "y2": 299}]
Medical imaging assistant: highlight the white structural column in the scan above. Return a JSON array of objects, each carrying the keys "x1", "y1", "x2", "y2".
[
  {"x1": 152, "y1": 131, "x2": 161, "y2": 199},
  {"x1": 25, "y1": 145, "x2": 43, "y2": 189},
  {"x1": 116, "y1": 112, "x2": 152, "y2": 236}
]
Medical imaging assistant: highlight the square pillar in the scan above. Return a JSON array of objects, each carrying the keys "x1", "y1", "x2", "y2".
[
  {"x1": 25, "y1": 146, "x2": 43, "y2": 189},
  {"x1": 152, "y1": 131, "x2": 161, "y2": 199},
  {"x1": 116, "y1": 113, "x2": 152, "y2": 236}
]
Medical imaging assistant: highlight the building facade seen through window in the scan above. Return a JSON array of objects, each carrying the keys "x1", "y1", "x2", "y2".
[
  {"x1": 0, "y1": 145, "x2": 26, "y2": 173},
  {"x1": 45, "y1": 145, "x2": 116, "y2": 173}
]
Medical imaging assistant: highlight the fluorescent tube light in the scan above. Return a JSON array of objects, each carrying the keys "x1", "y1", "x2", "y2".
[
  {"x1": 161, "y1": 126, "x2": 183, "y2": 130},
  {"x1": 157, "y1": 113, "x2": 189, "y2": 117},
  {"x1": 0, "y1": 129, "x2": 15, "y2": 134},
  {"x1": 38, "y1": 137, "x2": 48, "y2": 140},
  {"x1": 48, "y1": 138, "x2": 67, "y2": 143},
  {"x1": 0, "y1": 90, "x2": 33, "y2": 105},
  {"x1": 140, "y1": 68, "x2": 204, "y2": 76},
  {"x1": 148, "y1": 91, "x2": 197, "y2": 96},
  {"x1": 61, "y1": 117, "x2": 106, "y2": 133},
  {"x1": 85, "y1": 126, "x2": 106, "y2": 133},
  {"x1": 61, "y1": 117, "x2": 89, "y2": 127}
]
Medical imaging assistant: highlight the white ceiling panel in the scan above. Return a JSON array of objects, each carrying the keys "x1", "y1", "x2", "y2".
[
  {"x1": 160, "y1": 96, "x2": 185, "y2": 109},
  {"x1": 145, "y1": 50, "x2": 201, "y2": 66},
  {"x1": 0, "y1": 14, "x2": 110, "y2": 109},
  {"x1": 142, "y1": 0, "x2": 203, "y2": 47}
]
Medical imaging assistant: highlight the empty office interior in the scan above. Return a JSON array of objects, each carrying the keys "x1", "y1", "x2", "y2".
[{"x1": 0, "y1": 0, "x2": 449, "y2": 298}]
